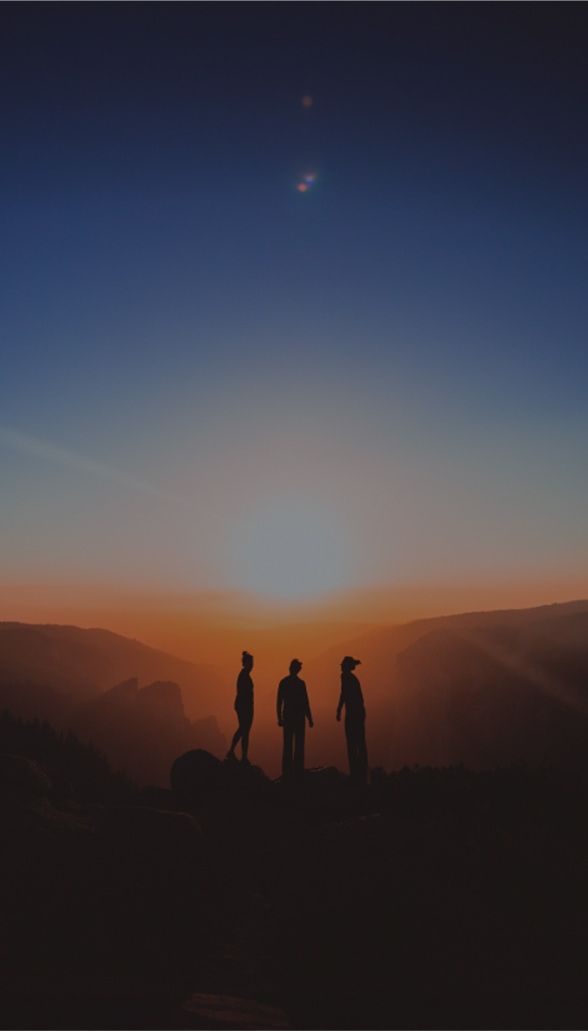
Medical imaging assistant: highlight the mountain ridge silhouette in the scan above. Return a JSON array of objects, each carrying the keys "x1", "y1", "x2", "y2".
[{"x1": 3, "y1": 600, "x2": 588, "y2": 778}]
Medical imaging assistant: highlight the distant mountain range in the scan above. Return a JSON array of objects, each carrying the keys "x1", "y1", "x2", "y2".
[
  {"x1": 0, "y1": 622, "x2": 224, "y2": 783},
  {"x1": 2, "y1": 601, "x2": 588, "y2": 781},
  {"x1": 0, "y1": 621, "x2": 221, "y2": 712},
  {"x1": 310, "y1": 599, "x2": 588, "y2": 771}
]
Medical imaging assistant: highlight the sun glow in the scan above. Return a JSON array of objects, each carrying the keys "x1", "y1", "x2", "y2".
[{"x1": 229, "y1": 497, "x2": 354, "y2": 601}]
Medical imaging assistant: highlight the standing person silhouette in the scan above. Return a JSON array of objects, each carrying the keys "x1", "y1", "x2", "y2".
[
  {"x1": 277, "y1": 658, "x2": 313, "y2": 779},
  {"x1": 337, "y1": 656, "x2": 368, "y2": 785},
  {"x1": 227, "y1": 651, "x2": 254, "y2": 763}
]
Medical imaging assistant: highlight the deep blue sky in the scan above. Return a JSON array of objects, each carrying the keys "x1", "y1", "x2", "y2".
[{"x1": 1, "y1": 3, "x2": 587, "y2": 598}]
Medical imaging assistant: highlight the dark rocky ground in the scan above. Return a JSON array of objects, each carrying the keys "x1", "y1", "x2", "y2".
[{"x1": 2, "y1": 718, "x2": 588, "y2": 1029}]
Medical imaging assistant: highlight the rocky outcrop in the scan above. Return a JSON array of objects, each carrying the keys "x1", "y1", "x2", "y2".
[{"x1": 171, "y1": 749, "x2": 270, "y2": 809}]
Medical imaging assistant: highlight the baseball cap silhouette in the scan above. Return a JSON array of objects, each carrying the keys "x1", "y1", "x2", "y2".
[{"x1": 341, "y1": 656, "x2": 361, "y2": 670}]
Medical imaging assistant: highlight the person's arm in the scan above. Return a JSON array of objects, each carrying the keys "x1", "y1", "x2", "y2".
[
  {"x1": 234, "y1": 671, "x2": 242, "y2": 711},
  {"x1": 276, "y1": 681, "x2": 284, "y2": 725},
  {"x1": 358, "y1": 679, "x2": 366, "y2": 718},
  {"x1": 303, "y1": 682, "x2": 313, "y2": 727},
  {"x1": 336, "y1": 685, "x2": 344, "y2": 721}
]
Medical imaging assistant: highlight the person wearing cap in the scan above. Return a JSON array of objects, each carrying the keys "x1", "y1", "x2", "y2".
[
  {"x1": 276, "y1": 658, "x2": 314, "y2": 779},
  {"x1": 227, "y1": 651, "x2": 255, "y2": 763},
  {"x1": 337, "y1": 656, "x2": 368, "y2": 785}
]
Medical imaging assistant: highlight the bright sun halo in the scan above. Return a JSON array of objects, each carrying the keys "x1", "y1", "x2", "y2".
[{"x1": 230, "y1": 497, "x2": 353, "y2": 602}]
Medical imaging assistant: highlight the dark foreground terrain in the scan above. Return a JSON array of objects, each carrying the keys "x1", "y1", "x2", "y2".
[{"x1": 2, "y1": 712, "x2": 588, "y2": 1030}]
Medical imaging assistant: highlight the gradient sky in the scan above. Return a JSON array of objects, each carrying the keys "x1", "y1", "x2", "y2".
[{"x1": 1, "y1": 4, "x2": 587, "y2": 604}]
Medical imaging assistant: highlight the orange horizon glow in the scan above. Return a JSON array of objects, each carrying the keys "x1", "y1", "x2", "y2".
[{"x1": 2, "y1": 575, "x2": 587, "y2": 666}]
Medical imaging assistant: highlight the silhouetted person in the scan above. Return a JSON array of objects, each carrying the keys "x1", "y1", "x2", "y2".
[
  {"x1": 277, "y1": 658, "x2": 313, "y2": 779},
  {"x1": 337, "y1": 656, "x2": 368, "y2": 785},
  {"x1": 227, "y1": 651, "x2": 254, "y2": 763}
]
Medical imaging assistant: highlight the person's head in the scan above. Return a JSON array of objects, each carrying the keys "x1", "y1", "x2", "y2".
[
  {"x1": 242, "y1": 651, "x2": 254, "y2": 672},
  {"x1": 341, "y1": 656, "x2": 361, "y2": 673},
  {"x1": 289, "y1": 658, "x2": 302, "y2": 675}
]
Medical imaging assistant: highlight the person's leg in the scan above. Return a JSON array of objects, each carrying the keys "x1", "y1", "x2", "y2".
[
  {"x1": 294, "y1": 718, "x2": 306, "y2": 775},
  {"x1": 347, "y1": 718, "x2": 363, "y2": 780},
  {"x1": 241, "y1": 712, "x2": 253, "y2": 761},
  {"x1": 345, "y1": 719, "x2": 355, "y2": 777},
  {"x1": 357, "y1": 719, "x2": 368, "y2": 784},
  {"x1": 228, "y1": 720, "x2": 242, "y2": 756},
  {"x1": 282, "y1": 722, "x2": 293, "y2": 778}
]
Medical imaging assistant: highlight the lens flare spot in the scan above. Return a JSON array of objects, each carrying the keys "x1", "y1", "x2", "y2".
[
  {"x1": 301, "y1": 95, "x2": 314, "y2": 108},
  {"x1": 295, "y1": 172, "x2": 318, "y2": 193}
]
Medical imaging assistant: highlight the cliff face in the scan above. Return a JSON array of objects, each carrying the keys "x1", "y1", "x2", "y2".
[
  {"x1": 379, "y1": 626, "x2": 588, "y2": 769},
  {"x1": 309, "y1": 601, "x2": 588, "y2": 772},
  {"x1": 70, "y1": 678, "x2": 225, "y2": 785}
]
